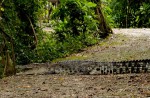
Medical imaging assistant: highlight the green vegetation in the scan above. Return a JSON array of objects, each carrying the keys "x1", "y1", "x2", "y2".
[
  {"x1": 51, "y1": 0, "x2": 98, "y2": 40},
  {"x1": 106, "y1": 0, "x2": 150, "y2": 28},
  {"x1": 33, "y1": 0, "x2": 100, "y2": 63},
  {"x1": 0, "y1": 0, "x2": 46, "y2": 77}
]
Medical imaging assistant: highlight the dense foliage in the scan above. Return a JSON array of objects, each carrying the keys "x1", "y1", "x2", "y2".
[
  {"x1": 51, "y1": 0, "x2": 98, "y2": 41},
  {"x1": 108, "y1": 0, "x2": 150, "y2": 28},
  {"x1": 0, "y1": 0, "x2": 46, "y2": 77},
  {"x1": 32, "y1": 0, "x2": 100, "y2": 62}
]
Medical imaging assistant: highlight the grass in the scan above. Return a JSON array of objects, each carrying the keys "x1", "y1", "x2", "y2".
[
  {"x1": 52, "y1": 54, "x2": 88, "y2": 62},
  {"x1": 99, "y1": 34, "x2": 129, "y2": 46}
]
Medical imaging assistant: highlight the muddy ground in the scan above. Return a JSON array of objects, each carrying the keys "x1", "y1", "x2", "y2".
[{"x1": 0, "y1": 29, "x2": 150, "y2": 98}]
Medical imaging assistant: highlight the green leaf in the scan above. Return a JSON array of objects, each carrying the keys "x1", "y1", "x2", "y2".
[
  {"x1": 0, "y1": 7, "x2": 4, "y2": 11},
  {"x1": 86, "y1": 2, "x2": 97, "y2": 8},
  {"x1": 135, "y1": 16, "x2": 139, "y2": 22},
  {"x1": 0, "y1": 56, "x2": 2, "y2": 61}
]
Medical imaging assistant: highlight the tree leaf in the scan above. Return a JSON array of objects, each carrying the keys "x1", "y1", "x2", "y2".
[
  {"x1": 0, "y1": 7, "x2": 4, "y2": 11},
  {"x1": 86, "y1": 2, "x2": 97, "y2": 8}
]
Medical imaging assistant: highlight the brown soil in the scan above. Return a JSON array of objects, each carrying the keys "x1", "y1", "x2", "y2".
[
  {"x1": 0, "y1": 74, "x2": 150, "y2": 98},
  {"x1": 0, "y1": 29, "x2": 150, "y2": 98}
]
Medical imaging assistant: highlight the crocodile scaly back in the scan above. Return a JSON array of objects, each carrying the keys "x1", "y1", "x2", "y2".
[{"x1": 47, "y1": 59, "x2": 150, "y2": 75}]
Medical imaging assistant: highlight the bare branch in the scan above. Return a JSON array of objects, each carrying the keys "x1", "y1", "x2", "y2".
[{"x1": 25, "y1": 14, "x2": 38, "y2": 48}]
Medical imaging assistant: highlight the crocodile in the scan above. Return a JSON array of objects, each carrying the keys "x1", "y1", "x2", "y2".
[
  {"x1": 17, "y1": 59, "x2": 150, "y2": 75},
  {"x1": 47, "y1": 59, "x2": 150, "y2": 75}
]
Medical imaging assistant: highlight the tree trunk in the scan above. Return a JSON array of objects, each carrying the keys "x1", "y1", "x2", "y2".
[
  {"x1": 3, "y1": 50, "x2": 16, "y2": 77},
  {"x1": 0, "y1": 27, "x2": 16, "y2": 77},
  {"x1": 92, "y1": 0, "x2": 113, "y2": 38}
]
